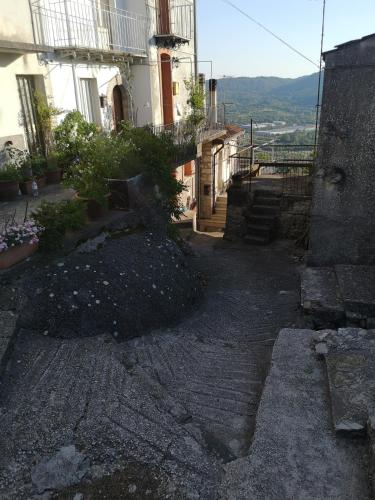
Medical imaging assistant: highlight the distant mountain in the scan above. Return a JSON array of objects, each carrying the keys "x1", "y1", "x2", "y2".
[{"x1": 216, "y1": 73, "x2": 321, "y2": 126}]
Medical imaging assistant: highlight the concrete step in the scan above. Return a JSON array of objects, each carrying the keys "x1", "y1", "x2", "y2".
[
  {"x1": 222, "y1": 329, "x2": 370, "y2": 500},
  {"x1": 301, "y1": 268, "x2": 345, "y2": 329},
  {"x1": 314, "y1": 328, "x2": 375, "y2": 437},
  {"x1": 248, "y1": 215, "x2": 277, "y2": 229},
  {"x1": 252, "y1": 205, "x2": 280, "y2": 216},
  {"x1": 244, "y1": 234, "x2": 271, "y2": 246}
]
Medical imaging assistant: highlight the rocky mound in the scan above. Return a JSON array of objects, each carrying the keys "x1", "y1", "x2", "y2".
[{"x1": 18, "y1": 228, "x2": 201, "y2": 340}]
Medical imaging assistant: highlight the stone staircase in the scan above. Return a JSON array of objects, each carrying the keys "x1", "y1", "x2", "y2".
[
  {"x1": 199, "y1": 195, "x2": 227, "y2": 232},
  {"x1": 301, "y1": 265, "x2": 375, "y2": 329},
  {"x1": 244, "y1": 189, "x2": 281, "y2": 245}
]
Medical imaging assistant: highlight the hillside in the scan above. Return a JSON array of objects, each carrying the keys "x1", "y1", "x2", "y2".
[{"x1": 216, "y1": 73, "x2": 320, "y2": 126}]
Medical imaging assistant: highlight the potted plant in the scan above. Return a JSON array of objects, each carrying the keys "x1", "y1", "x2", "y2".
[
  {"x1": 0, "y1": 163, "x2": 21, "y2": 201},
  {"x1": 46, "y1": 151, "x2": 62, "y2": 184},
  {"x1": 31, "y1": 156, "x2": 47, "y2": 189},
  {"x1": 64, "y1": 134, "x2": 126, "y2": 220},
  {"x1": 0, "y1": 219, "x2": 43, "y2": 269},
  {"x1": 19, "y1": 158, "x2": 34, "y2": 195}
]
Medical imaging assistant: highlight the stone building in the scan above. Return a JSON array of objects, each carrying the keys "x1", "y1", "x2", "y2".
[{"x1": 309, "y1": 34, "x2": 375, "y2": 266}]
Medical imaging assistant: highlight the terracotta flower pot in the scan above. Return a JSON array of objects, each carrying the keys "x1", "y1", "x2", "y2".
[
  {"x1": 37, "y1": 176, "x2": 47, "y2": 190},
  {"x1": 76, "y1": 194, "x2": 109, "y2": 221},
  {"x1": 0, "y1": 180, "x2": 19, "y2": 201},
  {"x1": 0, "y1": 242, "x2": 38, "y2": 270},
  {"x1": 19, "y1": 180, "x2": 33, "y2": 196},
  {"x1": 46, "y1": 169, "x2": 62, "y2": 185}
]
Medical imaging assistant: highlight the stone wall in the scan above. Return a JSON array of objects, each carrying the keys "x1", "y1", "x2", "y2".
[
  {"x1": 308, "y1": 35, "x2": 375, "y2": 266},
  {"x1": 279, "y1": 196, "x2": 311, "y2": 241},
  {"x1": 223, "y1": 185, "x2": 248, "y2": 241}
]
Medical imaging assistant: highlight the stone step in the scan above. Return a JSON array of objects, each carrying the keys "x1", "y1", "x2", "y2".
[
  {"x1": 301, "y1": 267, "x2": 345, "y2": 329},
  {"x1": 252, "y1": 205, "x2": 280, "y2": 216},
  {"x1": 254, "y1": 196, "x2": 281, "y2": 207},
  {"x1": 253, "y1": 189, "x2": 282, "y2": 198},
  {"x1": 244, "y1": 234, "x2": 271, "y2": 246},
  {"x1": 247, "y1": 224, "x2": 272, "y2": 238},
  {"x1": 247, "y1": 215, "x2": 277, "y2": 229},
  {"x1": 0, "y1": 311, "x2": 18, "y2": 379},
  {"x1": 199, "y1": 219, "x2": 226, "y2": 231},
  {"x1": 302, "y1": 266, "x2": 375, "y2": 329},
  {"x1": 222, "y1": 329, "x2": 370, "y2": 500},
  {"x1": 335, "y1": 265, "x2": 375, "y2": 321}
]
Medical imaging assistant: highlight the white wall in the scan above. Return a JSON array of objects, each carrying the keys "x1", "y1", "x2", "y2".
[
  {"x1": 0, "y1": 52, "x2": 50, "y2": 149},
  {"x1": 0, "y1": 0, "x2": 35, "y2": 45}
]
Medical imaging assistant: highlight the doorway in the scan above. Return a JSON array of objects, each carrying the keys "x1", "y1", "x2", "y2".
[{"x1": 160, "y1": 53, "x2": 173, "y2": 126}]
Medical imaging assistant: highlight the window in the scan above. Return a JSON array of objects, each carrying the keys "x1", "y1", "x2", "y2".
[
  {"x1": 16, "y1": 75, "x2": 44, "y2": 154},
  {"x1": 79, "y1": 78, "x2": 100, "y2": 125}
]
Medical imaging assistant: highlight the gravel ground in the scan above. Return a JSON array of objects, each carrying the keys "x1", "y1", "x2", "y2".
[{"x1": 0, "y1": 231, "x2": 302, "y2": 499}]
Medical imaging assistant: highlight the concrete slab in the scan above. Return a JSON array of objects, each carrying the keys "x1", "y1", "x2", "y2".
[
  {"x1": 335, "y1": 266, "x2": 375, "y2": 319},
  {"x1": 301, "y1": 267, "x2": 345, "y2": 328},
  {"x1": 320, "y1": 328, "x2": 375, "y2": 436},
  {"x1": 221, "y1": 329, "x2": 369, "y2": 500}
]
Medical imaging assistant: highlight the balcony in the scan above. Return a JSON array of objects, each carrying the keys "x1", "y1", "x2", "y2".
[
  {"x1": 31, "y1": 0, "x2": 147, "y2": 62},
  {"x1": 154, "y1": 0, "x2": 193, "y2": 49}
]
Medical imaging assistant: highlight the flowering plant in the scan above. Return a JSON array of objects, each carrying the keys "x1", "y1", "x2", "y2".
[{"x1": 0, "y1": 219, "x2": 44, "y2": 253}]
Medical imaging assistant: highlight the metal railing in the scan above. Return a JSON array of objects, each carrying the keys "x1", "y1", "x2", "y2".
[
  {"x1": 228, "y1": 144, "x2": 315, "y2": 197},
  {"x1": 31, "y1": 0, "x2": 147, "y2": 56},
  {"x1": 157, "y1": 0, "x2": 193, "y2": 40},
  {"x1": 150, "y1": 118, "x2": 225, "y2": 165}
]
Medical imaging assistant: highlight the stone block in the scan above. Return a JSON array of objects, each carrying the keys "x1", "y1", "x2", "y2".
[
  {"x1": 336, "y1": 265, "x2": 375, "y2": 318},
  {"x1": 301, "y1": 267, "x2": 345, "y2": 328}
]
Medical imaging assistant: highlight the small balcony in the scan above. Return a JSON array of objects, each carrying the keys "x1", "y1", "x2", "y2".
[
  {"x1": 154, "y1": 0, "x2": 193, "y2": 49},
  {"x1": 31, "y1": 0, "x2": 147, "y2": 62}
]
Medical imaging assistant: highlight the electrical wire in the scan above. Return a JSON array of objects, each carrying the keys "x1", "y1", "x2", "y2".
[{"x1": 219, "y1": 0, "x2": 320, "y2": 69}]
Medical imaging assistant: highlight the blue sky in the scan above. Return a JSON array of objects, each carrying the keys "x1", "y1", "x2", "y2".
[{"x1": 197, "y1": 0, "x2": 375, "y2": 78}]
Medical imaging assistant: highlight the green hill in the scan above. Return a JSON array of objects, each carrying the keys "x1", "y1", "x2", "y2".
[{"x1": 216, "y1": 73, "x2": 320, "y2": 126}]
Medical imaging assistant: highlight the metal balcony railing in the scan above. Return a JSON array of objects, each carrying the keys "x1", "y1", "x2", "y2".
[
  {"x1": 157, "y1": 0, "x2": 193, "y2": 42},
  {"x1": 31, "y1": 0, "x2": 147, "y2": 57}
]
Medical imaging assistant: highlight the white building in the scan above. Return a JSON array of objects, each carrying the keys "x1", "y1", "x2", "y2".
[{"x1": 0, "y1": 0, "x2": 197, "y2": 148}]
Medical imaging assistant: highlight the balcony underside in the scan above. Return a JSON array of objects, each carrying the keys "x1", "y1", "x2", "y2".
[
  {"x1": 54, "y1": 47, "x2": 146, "y2": 63},
  {"x1": 0, "y1": 39, "x2": 54, "y2": 55},
  {"x1": 154, "y1": 34, "x2": 190, "y2": 49}
]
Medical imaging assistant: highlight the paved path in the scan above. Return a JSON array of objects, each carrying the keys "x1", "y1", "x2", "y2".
[{"x1": 0, "y1": 233, "x2": 302, "y2": 499}]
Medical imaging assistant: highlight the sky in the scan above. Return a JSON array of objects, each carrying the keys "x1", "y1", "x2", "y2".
[{"x1": 197, "y1": 0, "x2": 375, "y2": 79}]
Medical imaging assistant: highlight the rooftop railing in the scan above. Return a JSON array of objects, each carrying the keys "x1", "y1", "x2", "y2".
[{"x1": 31, "y1": 0, "x2": 147, "y2": 57}]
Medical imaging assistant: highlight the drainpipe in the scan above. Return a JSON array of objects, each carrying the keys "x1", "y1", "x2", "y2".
[
  {"x1": 72, "y1": 64, "x2": 80, "y2": 110},
  {"x1": 213, "y1": 139, "x2": 225, "y2": 214}
]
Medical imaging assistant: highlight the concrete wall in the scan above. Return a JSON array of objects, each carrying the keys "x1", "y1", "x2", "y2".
[{"x1": 309, "y1": 35, "x2": 375, "y2": 266}]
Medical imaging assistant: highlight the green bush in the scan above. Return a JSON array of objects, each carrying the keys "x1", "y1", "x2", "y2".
[
  {"x1": 53, "y1": 111, "x2": 98, "y2": 167},
  {"x1": 63, "y1": 133, "x2": 130, "y2": 206},
  {"x1": 118, "y1": 123, "x2": 186, "y2": 219},
  {"x1": 32, "y1": 199, "x2": 85, "y2": 252},
  {"x1": 0, "y1": 163, "x2": 22, "y2": 181},
  {"x1": 46, "y1": 151, "x2": 61, "y2": 172}
]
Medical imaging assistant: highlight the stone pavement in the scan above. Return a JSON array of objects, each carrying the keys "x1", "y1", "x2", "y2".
[
  {"x1": 0, "y1": 185, "x2": 74, "y2": 226},
  {"x1": 0, "y1": 234, "x2": 302, "y2": 498}
]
